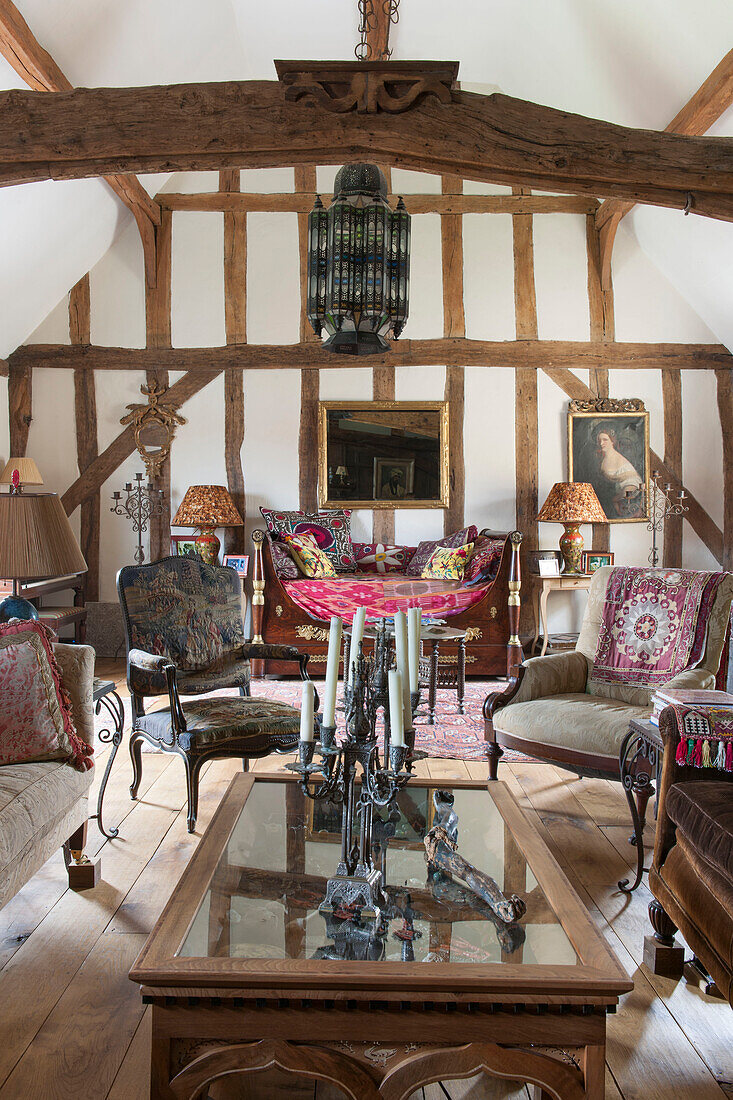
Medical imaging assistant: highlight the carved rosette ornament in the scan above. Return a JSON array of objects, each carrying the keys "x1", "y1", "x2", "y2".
[
  {"x1": 568, "y1": 397, "x2": 646, "y2": 414},
  {"x1": 275, "y1": 60, "x2": 459, "y2": 114},
  {"x1": 120, "y1": 382, "x2": 186, "y2": 478}
]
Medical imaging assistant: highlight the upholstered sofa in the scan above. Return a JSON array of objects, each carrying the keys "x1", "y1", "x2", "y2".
[
  {"x1": 646, "y1": 705, "x2": 733, "y2": 1003},
  {"x1": 251, "y1": 526, "x2": 523, "y2": 678},
  {"x1": 0, "y1": 643, "x2": 96, "y2": 910},
  {"x1": 485, "y1": 566, "x2": 733, "y2": 782}
]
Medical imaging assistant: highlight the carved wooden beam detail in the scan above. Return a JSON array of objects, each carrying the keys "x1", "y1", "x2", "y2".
[
  {"x1": 596, "y1": 48, "x2": 733, "y2": 287},
  {"x1": 3, "y1": 78, "x2": 733, "y2": 223},
  {"x1": 158, "y1": 192, "x2": 599, "y2": 215},
  {"x1": 0, "y1": 0, "x2": 161, "y2": 287},
  {"x1": 275, "y1": 60, "x2": 457, "y2": 114}
]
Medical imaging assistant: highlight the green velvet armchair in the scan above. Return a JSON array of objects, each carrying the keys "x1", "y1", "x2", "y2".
[{"x1": 484, "y1": 567, "x2": 733, "y2": 805}]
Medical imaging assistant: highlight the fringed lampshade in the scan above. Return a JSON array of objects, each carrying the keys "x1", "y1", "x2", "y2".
[
  {"x1": 172, "y1": 485, "x2": 243, "y2": 565},
  {"x1": 0, "y1": 492, "x2": 87, "y2": 621},
  {"x1": 537, "y1": 482, "x2": 607, "y2": 574},
  {"x1": 0, "y1": 457, "x2": 43, "y2": 490}
]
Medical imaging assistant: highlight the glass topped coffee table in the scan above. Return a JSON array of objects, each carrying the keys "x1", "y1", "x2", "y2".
[{"x1": 131, "y1": 775, "x2": 631, "y2": 1099}]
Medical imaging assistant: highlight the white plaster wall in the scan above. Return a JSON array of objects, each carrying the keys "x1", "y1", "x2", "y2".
[{"x1": 17, "y1": 166, "x2": 725, "y2": 640}]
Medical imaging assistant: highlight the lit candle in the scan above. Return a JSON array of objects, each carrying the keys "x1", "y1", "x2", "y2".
[
  {"x1": 393, "y1": 611, "x2": 412, "y2": 732},
  {"x1": 388, "y1": 669, "x2": 405, "y2": 746},
  {"x1": 322, "y1": 616, "x2": 342, "y2": 728},
  {"x1": 407, "y1": 607, "x2": 421, "y2": 693},
  {"x1": 299, "y1": 680, "x2": 315, "y2": 742},
  {"x1": 349, "y1": 605, "x2": 366, "y2": 683}
]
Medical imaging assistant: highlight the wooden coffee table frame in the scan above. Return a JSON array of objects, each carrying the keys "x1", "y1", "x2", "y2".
[{"x1": 130, "y1": 775, "x2": 631, "y2": 1100}]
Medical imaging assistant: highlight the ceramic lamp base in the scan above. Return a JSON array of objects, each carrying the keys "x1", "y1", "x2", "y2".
[
  {"x1": 195, "y1": 528, "x2": 220, "y2": 565},
  {"x1": 559, "y1": 524, "x2": 584, "y2": 574},
  {"x1": 0, "y1": 595, "x2": 39, "y2": 623}
]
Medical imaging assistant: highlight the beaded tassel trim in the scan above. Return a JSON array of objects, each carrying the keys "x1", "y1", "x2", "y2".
[{"x1": 671, "y1": 704, "x2": 733, "y2": 771}]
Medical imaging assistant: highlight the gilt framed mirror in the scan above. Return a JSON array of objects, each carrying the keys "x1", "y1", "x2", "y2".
[{"x1": 318, "y1": 401, "x2": 449, "y2": 510}]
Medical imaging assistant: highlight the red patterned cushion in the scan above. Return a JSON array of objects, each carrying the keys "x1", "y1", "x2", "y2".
[
  {"x1": 260, "y1": 508, "x2": 356, "y2": 572},
  {"x1": 463, "y1": 535, "x2": 504, "y2": 587},
  {"x1": 406, "y1": 526, "x2": 478, "y2": 577},
  {"x1": 0, "y1": 620, "x2": 93, "y2": 770},
  {"x1": 353, "y1": 542, "x2": 415, "y2": 574},
  {"x1": 268, "y1": 535, "x2": 300, "y2": 582}
]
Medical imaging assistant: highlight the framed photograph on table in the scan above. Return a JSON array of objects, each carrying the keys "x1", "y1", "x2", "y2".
[
  {"x1": 568, "y1": 398, "x2": 649, "y2": 522},
  {"x1": 223, "y1": 554, "x2": 250, "y2": 578},
  {"x1": 170, "y1": 535, "x2": 201, "y2": 559},
  {"x1": 582, "y1": 551, "x2": 614, "y2": 575},
  {"x1": 538, "y1": 558, "x2": 561, "y2": 578}
]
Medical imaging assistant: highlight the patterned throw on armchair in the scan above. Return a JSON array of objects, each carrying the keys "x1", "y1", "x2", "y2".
[
  {"x1": 484, "y1": 566, "x2": 733, "y2": 805},
  {"x1": 118, "y1": 556, "x2": 313, "y2": 832}
]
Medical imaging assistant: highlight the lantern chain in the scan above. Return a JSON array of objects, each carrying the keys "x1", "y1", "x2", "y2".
[{"x1": 355, "y1": 0, "x2": 400, "y2": 62}]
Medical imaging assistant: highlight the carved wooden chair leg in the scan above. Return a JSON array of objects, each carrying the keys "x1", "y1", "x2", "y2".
[
  {"x1": 184, "y1": 754, "x2": 205, "y2": 833},
  {"x1": 643, "y1": 899, "x2": 684, "y2": 978},
  {"x1": 486, "y1": 740, "x2": 503, "y2": 781},
  {"x1": 63, "y1": 820, "x2": 100, "y2": 890},
  {"x1": 129, "y1": 730, "x2": 144, "y2": 800}
]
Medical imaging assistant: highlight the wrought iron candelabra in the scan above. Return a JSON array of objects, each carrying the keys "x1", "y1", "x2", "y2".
[
  {"x1": 287, "y1": 621, "x2": 425, "y2": 921},
  {"x1": 645, "y1": 469, "x2": 688, "y2": 567},
  {"x1": 110, "y1": 472, "x2": 165, "y2": 564}
]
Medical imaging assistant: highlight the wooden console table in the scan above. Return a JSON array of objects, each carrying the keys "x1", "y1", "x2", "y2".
[
  {"x1": 19, "y1": 572, "x2": 87, "y2": 643},
  {"x1": 530, "y1": 573, "x2": 592, "y2": 656}
]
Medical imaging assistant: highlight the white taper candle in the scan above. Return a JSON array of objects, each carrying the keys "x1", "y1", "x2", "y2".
[
  {"x1": 393, "y1": 610, "x2": 412, "y2": 732},
  {"x1": 299, "y1": 679, "x2": 315, "y2": 742},
  {"x1": 322, "y1": 615, "x2": 342, "y2": 728},
  {"x1": 407, "y1": 606, "x2": 421, "y2": 693},
  {"x1": 349, "y1": 605, "x2": 366, "y2": 682},
  {"x1": 388, "y1": 668, "x2": 405, "y2": 746}
]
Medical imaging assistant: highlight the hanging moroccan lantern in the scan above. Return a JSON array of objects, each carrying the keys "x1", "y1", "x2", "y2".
[{"x1": 306, "y1": 163, "x2": 410, "y2": 356}]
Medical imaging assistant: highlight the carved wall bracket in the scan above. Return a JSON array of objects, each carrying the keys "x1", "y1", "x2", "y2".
[
  {"x1": 275, "y1": 60, "x2": 458, "y2": 114},
  {"x1": 120, "y1": 381, "x2": 187, "y2": 478}
]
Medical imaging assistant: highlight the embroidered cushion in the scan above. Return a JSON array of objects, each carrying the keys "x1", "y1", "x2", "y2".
[
  {"x1": 463, "y1": 535, "x2": 504, "y2": 587},
  {"x1": 406, "y1": 526, "x2": 478, "y2": 577},
  {"x1": 260, "y1": 508, "x2": 356, "y2": 572},
  {"x1": 268, "y1": 535, "x2": 301, "y2": 582},
  {"x1": 353, "y1": 542, "x2": 415, "y2": 574},
  {"x1": 0, "y1": 620, "x2": 93, "y2": 771},
  {"x1": 421, "y1": 543, "x2": 474, "y2": 581},
  {"x1": 282, "y1": 533, "x2": 337, "y2": 578}
]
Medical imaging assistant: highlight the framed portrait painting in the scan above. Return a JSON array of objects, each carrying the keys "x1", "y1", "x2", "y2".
[{"x1": 568, "y1": 398, "x2": 649, "y2": 522}]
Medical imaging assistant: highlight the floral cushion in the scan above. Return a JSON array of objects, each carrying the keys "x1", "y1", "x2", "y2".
[
  {"x1": 353, "y1": 542, "x2": 416, "y2": 574},
  {"x1": 282, "y1": 533, "x2": 337, "y2": 578},
  {"x1": 463, "y1": 535, "x2": 504, "y2": 587},
  {"x1": 260, "y1": 508, "x2": 356, "y2": 572},
  {"x1": 0, "y1": 620, "x2": 93, "y2": 771},
  {"x1": 406, "y1": 526, "x2": 478, "y2": 577},
  {"x1": 422, "y1": 543, "x2": 474, "y2": 581},
  {"x1": 269, "y1": 535, "x2": 301, "y2": 582}
]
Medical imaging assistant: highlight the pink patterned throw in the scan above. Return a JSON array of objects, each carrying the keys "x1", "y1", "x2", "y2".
[
  {"x1": 0, "y1": 620, "x2": 93, "y2": 770},
  {"x1": 592, "y1": 567, "x2": 725, "y2": 688}
]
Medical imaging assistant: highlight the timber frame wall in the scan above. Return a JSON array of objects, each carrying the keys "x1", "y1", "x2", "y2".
[{"x1": 7, "y1": 174, "x2": 732, "y2": 603}]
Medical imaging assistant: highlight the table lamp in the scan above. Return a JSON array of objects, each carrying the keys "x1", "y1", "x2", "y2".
[
  {"x1": 172, "y1": 485, "x2": 243, "y2": 565},
  {"x1": 537, "y1": 482, "x2": 606, "y2": 574},
  {"x1": 0, "y1": 488, "x2": 87, "y2": 622},
  {"x1": 0, "y1": 457, "x2": 43, "y2": 492}
]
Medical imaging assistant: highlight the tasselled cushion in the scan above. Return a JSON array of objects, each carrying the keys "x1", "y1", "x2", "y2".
[
  {"x1": 421, "y1": 543, "x2": 474, "y2": 581},
  {"x1": 463, "y1": 535, "x2": 504, "y2": 587},
  {"x1": 260, "y1": 508, "x2": 356, "y2": 572},
  {"x1": 0, "y1": 620, "x2": 93, "y2": 771},
  {"x1": 282, "y1": 533, "x2": 337, "y2": 578},
  {"x1": 406, "y1": 526, "x2": 478, "y2": 577},
  {"x1": 353, "y1": 542, "x2": 416, "y2": 574}
]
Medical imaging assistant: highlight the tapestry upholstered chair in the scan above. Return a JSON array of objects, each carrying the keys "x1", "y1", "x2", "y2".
[
  {"x1": 118, "y1": 556, "x2": 314, "y2": 832},
  {"x1": 484, "y1": 566, "x2": 733, "y2": 815}
]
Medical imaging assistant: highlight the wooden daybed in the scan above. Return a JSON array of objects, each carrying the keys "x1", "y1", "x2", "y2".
[{"x1": 250, "y1": 528, "x2": 522, "y2": 679}]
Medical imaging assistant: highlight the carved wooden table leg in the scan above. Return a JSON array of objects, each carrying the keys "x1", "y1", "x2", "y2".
[
  {"x1": 457, "y1": 636, "x2": 466, "y2": 714},
  {"x1": 427, "y1": 640, "x2": 439, "y2": 724}
]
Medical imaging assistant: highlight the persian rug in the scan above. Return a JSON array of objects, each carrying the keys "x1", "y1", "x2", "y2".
[
  {"x1": 592, "y1": 566, "x2": 724, "y2": 688},
  {"x1": 247, "y1": 677, "x2": 528, "y2": 762}
]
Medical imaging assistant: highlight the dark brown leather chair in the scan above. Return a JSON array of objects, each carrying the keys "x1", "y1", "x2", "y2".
[{"x1": 645, "y1": 705, "x2": 733, "y2": 1004}]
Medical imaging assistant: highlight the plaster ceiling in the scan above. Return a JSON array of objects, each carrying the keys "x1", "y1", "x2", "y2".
[{"x1": 1, "y1": 0, "x2": 732, "y2": 357}]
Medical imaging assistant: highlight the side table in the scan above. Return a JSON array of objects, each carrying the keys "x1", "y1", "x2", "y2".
[
  {"x1": 418, "y1": 625, "x2": 468, "y2": 724},
  {"x1": 618, "y1": 717, "x2": 663, "y2": 893},
  {"x1": 92, "y1": 678, "x2": 126, "y2": 839},
  {"x1": 529, "y1": 573, "x2": 593, "y2": 656}
]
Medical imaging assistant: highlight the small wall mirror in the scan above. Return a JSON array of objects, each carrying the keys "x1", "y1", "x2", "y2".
[{"x1": 318, "y1": 401, "x2": 449, "y2": 509}]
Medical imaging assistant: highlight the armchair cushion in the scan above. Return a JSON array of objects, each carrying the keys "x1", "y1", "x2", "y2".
[
  {"x1": 666, "y1": 781, "x2": 733, "y2": 887},
  {"x1": 494, "y1": 693, "x2": 649, "y2": 760},
  {"x1": 135, "y1": 696, "x2": 302, "y2": 753}
]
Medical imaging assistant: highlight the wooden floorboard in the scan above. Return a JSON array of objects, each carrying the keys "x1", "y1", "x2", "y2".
[{"x1": 1, "y1": 666, "x2": 731, "y2": 1098}]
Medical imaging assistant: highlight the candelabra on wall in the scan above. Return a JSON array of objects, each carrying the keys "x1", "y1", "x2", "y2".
[
  {"x1": 110, "y1": 473, "x2": 165, "y2": 564},
  {"x1": 633, "y1": 469, "x2": 688, "y2": 567}
]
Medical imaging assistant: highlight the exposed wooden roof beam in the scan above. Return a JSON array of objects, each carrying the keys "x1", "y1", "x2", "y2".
[
  {"x1": 0, "y1": 0, "x2": 161, "y2": 287},
  {"x1": 2, "y1": 81, "x2": 733, "y2": 223},
  {"x1": 596, "y1": 48, "x2": 733, "y2": 287}
]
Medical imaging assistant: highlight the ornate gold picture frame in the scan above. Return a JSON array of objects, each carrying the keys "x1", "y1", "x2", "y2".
[{"x1": 318, "y1": 400, "x2": 450, "y2": 510}]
